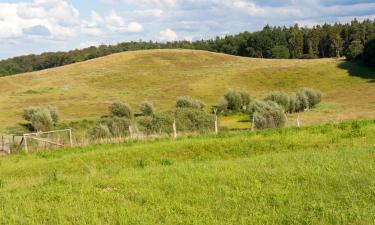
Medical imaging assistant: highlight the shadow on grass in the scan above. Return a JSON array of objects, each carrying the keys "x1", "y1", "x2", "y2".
[{"x1": 338, "y1": 61, "x2": 375, "y2": 83}]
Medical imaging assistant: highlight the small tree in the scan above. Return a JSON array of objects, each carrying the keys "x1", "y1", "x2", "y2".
[
  {"x1": 223, "y1": 90, "x2": 251, "y2": 112},
  {"x1": 176, "y1": 97, "x2": 205, "y2": 110},
  {"x1": 30, "y1": 109, "x2": 54, "y2": 132},
  {"x1": 264, "y1": 92, "x2": 290, "y2": 112},
  {"x1": 140, "y1": 101, "x2": 155, "y2": 116},
  {"x1": 298, "y1": 88, "x2": 321, "y2": 109},
  {"x1": 346, "y1": 40, "x2": 364, "y2": 61},
  {"x1": 23, "y1": 106, "x2": 59, "y2": 132},
  {"x1": 47, "y1": 106, "x2": 59, "y2": 123},
  {"x1": 295, "y1": 91, "x2": 309, "y2": 112},
  {"x1": 109, "y1": 100, "x2": 133, "y2": 119},
  {"x1": 224, "y1": 90, "x2": 242, "y2": 111},
  {"x1": 249, "y1": 101, "x2": 286, "y2": 129}
]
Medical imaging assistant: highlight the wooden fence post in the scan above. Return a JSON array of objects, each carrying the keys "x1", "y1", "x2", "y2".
[
  {"x1": 24, "y1": 135, "x2": 28, "y2": 153},
  {"x1": 69, "y1": 128, "x2": 73, "y2": 147},
  {"x1": 251, "y1": 117, "x2": 255, "y2": 132},
  {"x1": 297, "y1": 113, "x2": 300, "y2": 127},
  {"x1": 173, "y1": 120, "x2": 177, "y2": 139},
  {"x1": 215, "y1": 116, "x2": 218, "y2": 135},
  {"x1": 129, "y1": 126, "x2": 133, "y2": 139}
]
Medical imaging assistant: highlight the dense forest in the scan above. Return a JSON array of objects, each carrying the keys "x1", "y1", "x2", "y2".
[{"x1": 1, "y1": 19, "x2": 374, "y2": 77}]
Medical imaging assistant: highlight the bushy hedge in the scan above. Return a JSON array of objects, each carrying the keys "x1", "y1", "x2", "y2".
[
  {"x1": 97, "y1": 117, "x2": 131, "y2": 137},
  {"x1": 109, "y1": 100, "x2": 133, "y2": 119},
  {"x1": 265, "y1": 88, "x2": 321, "y2": 113},
  {"x1": 23, "y1": 106, "x2": 59, "y2": 132},
  {"x1": 176, "y1": 97, "x2": 206, "y2": 110},
  {"x1": 264, "y1": 92, "x2": 290, "y2": 112},
  {"x1": 297, "y1": 88, "x2": 321, "y2": 109},
  {"x1": 221, "y1": 90, "x2": 251, "y2": 112},
  {"x1": 137, "y1": 108, "x2": 215, "y2": 134},
  {"x1": 249, "y1": 101, "x2": 287, "y2": 129},
  {"x1": 140, "y1": 101, "x2": 155, "y2": 116}
]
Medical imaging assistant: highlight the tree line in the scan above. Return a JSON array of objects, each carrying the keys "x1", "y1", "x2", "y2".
[{"x1": 1, "y1": 19, "x2": 374, "y2": 77}]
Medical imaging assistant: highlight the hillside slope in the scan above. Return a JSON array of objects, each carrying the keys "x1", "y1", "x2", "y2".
[
  {"x1": 0, "y1": 120, "x2": 375, "y2": 224},
  {"x1": 0, "y1": 49, "x2": 374, "y2": 129}
]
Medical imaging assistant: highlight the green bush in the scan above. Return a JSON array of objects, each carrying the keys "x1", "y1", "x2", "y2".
[
  {"x1": 92, "y1": 124, "x2": 111, "y2": 138},
  {"x1": 216, "y1": 99, "x2": 229, "y2": 113},
  {"x1": 30, "y1": 109, "x2": 54, "y2": 132},
  {"x1": 176, "y1": 97, "x2": 205, "y2": 110},
  {"x1": 346, "y1": 40, "x2": 364, "y2": 61},
  {"x1": 47, "y1": 106, "x2": 59, "y2": 123},
  {"x1": 249, "y1": 101, "x2": 286, "y2": 129},
  {"x1": 264, "y1": 92, "x2": 290, "y2": 112},
  {"x1": 97, "y1": 117, "x2": 131, "y2": 137},
  {"x1": 109, "y1": 100, "x2": 133, "y2": 119},
  {"x1": 288, "y1": 94, "x2": 297, "y2": 113},
  {"x1": 23, "y1": 106, "x2": 40, "y2": 121},
  {"x1": 223, "y1": 90, "x2": 251, "y2": 112},
  {"x1": 140, "y1": 101, "x2": 155, "y2": 116},
  {"x1": 295, "y1": 91, "x2": 309, "y2": 112},
  {"x1": 298, "y1": 88, "x2": 321, "y2": 109},
  {"x1": 23, "y1": 106, "x2": 59, "y2": 131},
  {"x1": 137, "y1": 108, "x2": 215, "y2": 134}
]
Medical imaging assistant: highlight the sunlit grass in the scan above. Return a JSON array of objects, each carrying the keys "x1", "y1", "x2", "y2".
[
  {"x1": 0, "y1": 119, "x2": 374, "y2": 224},
  {"x1": 0, "y1": 49, "x2": 374, "y2": 131}
]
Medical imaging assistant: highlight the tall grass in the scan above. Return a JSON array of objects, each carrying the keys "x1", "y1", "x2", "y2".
[{"x1": 0, "y1": 120, "x2": 375, "y2": 224}]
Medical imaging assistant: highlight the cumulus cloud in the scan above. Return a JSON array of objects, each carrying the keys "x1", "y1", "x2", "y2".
[
  {"x1": 0, "y1": 0, "x2": 80, "y2": 40},
  {"x1": 106, "y1": 10, "x2": 144, "y2": 33},
  {"x1": 159, "y1": 28, "x2": 178, "y2": 41},
  {"x1": 1, "y1": 0, "x2": 375, "y2": 59}
]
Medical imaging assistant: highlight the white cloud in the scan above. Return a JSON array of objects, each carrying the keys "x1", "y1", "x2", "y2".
[
  {"x1": 159, "y1": 28, "x2": 178, "y2": 41},
  {"x1": 0, "y1": 0, "x2": 80, "y2": 40},
  {"x1": 106, "y1": 10, "x2": 144, "y2": 33}
]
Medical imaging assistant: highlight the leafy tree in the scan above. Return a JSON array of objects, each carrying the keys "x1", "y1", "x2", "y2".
[
  {"x1": 176, "y1": 97, "x2": 205, "y2": 110},
  {"x1": 346, "y1": 40, "x2": 364, "y2": 60},
  {"x1": 23, "y1": 106, "x2": 59, "y2": 131},
  {"x1": 264, "y1": 92, "x2": 290, "y2": 112},
  {"x1": 109, "y1": 100, "x2": 133, "y2": 119},
  {"x1": 270, "y1": 45, "x2": 290, "y2": 58},
  {"x1": 298, "y1": 88, "x2": 322, "y2": 108},
  {"x1": 249, "y1": 101, "x2": 287, "y2": 129},
  {"x1": 140, "y1": 101, "x2": 155, "y2": 116},
  {"x1": 30, "y1": 109, "x2": 54, "y2": 132},
  {"x1": 223, "y1": 90, "x2": 250, "y2": 112}
]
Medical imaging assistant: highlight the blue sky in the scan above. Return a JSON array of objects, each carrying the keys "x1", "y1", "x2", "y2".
[{"x1": 0, "y1": 0, "x2": 374, "y2": 59}]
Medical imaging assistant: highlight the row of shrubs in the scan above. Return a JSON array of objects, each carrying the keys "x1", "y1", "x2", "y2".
[
  {"x1": 92, "y1": 98, "x2": 215, "y2": 138},
  {"x1": 22, "y1": 87, "x2": 321, "y2": 135},
  {"x1": 216, "y1": 88, "x2": 321, "y2": 129}
]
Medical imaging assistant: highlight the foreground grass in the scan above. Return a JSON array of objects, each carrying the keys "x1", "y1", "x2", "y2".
[
  {"x1": 1, "y1": 120, "x2": 375, "y2": 224},
  {"x1": 1, "y1": 49, "x2": 375, "y2": 131}
]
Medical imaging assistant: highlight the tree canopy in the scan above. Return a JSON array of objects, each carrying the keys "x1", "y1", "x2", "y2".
[{"x1": 1, "y1": 18, "x2": 374, "y2": 77}]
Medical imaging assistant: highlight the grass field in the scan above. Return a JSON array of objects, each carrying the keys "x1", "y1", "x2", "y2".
[
  {"x1": 0, "y1": 119, "x2": 374, "y2": 224},
  {"x1": 0, "y1": 49, "x2": 374, "y2": 131}
]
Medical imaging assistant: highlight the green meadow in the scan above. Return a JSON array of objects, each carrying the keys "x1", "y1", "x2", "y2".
[
  {"x1": 0, "y1": 49, "x2": 375, "y2": 131},
  {"x1": 1, "y1": 119, "x2": 375, "y2": 224}
]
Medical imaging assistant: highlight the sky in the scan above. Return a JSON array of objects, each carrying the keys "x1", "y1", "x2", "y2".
[{"x1": 0, "y1": 0, "x2": 374, "y2": 59}]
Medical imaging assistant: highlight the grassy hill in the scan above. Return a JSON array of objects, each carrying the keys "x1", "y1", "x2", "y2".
[
  {"x1": 0, "y1": 120, "x2": 374, "y2": 224},
  {"x1": 0, "y1": 49, "x2": 374, "y2": 131}
]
